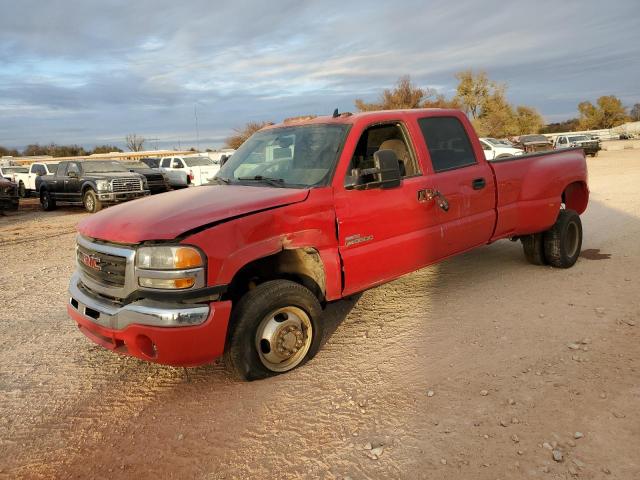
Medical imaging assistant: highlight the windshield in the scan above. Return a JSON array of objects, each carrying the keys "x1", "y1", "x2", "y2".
[
  {"x1": 184, "y1": 157, "x2": 214, "y2": 167},
  {"x1": 82, "y1": 161, "x2": 128, "y2": 173},
  {"x1": 2, "y1": 167, "x2": 28, "y2": 173},
  {"x1": 216, "y1": 124, "x2": 349, "y2": 188},
  {"x1": 484, "y1": 138, "x2": 501, "y2": 146},
  {"x1": 47, "y1": 164, "x2": 58, "y2": 173},
  {"x1": 568, "y1": 136, "x2": 589, "y2": 142},
  {"x1": 121, "y1": 161, "x2": 148, "y2": 168}
]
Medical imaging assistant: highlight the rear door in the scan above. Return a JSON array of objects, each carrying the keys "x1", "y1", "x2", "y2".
[{"x1": 416, "y1": 115, "x2": 497, "y2": 258}]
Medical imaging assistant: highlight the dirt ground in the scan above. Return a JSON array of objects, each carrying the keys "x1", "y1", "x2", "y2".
[{"x1": 0, "y1": 150, "x2": 638, "y2": 479}]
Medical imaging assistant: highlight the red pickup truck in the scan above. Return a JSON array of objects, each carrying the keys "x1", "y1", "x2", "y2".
[{"x1": 68, "y1": 109, "x2": 588, "y2": 380}]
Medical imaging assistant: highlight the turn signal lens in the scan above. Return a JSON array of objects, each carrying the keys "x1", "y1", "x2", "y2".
[{"x1": 139, "y1": 277, "x2": 196, "y2": 289}]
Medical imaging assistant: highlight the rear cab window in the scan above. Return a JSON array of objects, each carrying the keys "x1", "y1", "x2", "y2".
[{"x1": 418, "y1": 117, "x2": 477, "y2": 173}]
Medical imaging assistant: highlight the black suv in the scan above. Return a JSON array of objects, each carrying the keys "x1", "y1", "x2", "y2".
[{"x1": 36, "y1": 160, "x2": 149, "y2": 213}]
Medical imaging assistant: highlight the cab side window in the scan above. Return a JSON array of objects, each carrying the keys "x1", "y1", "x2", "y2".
[
  {"x1": 160, "y1": 158, "x2": 171, "y2": 168},
  {"x1": 418, "y1": 117, "x2": 477, "y2": 173},
  {"x1": 344, "y1": 123, "x2": 419, "y2": 186}
]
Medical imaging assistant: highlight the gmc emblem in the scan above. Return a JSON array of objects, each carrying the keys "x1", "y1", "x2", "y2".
[{"x1": 80, "y1": 252, "x2": 102, "y2": 271}]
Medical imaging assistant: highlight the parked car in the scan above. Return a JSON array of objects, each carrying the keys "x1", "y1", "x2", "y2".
[
  {"x1": 13, "y1": 162, "x2": 59, "y2": 197},
  {"x1": 514, "y1": 134, "x2": 554, "y2": 153},
  {"x1": 118, "y1": 160, "x2": 170, "y2": 194},
  {"x1": 479, "y1": 137, "x2": 524, "y2": 160},
  {"x1": 67, "y1": 108, "x2": 588, "y2": 380},
  {"x1": 0, "y1": 177, "x2": 19, "y2": 214},
  {"x1": 37, "y1": 160, "x2": 149, "y2": 213},
  {"x1": 619, "y1": 132, "x2": 634, "y2": 140},
  {"x1": 139, "y1": 157, "x2": 189, "y2": 189},
  {"x1": 158, "y1": 155, "x2": 219, "y2": 186},
  {"x1": 0, "y1": 165, "x2": 28, "y2": 182},
  {"x1": 554, "y1": 134, "x2": 601, "y2": 157}
]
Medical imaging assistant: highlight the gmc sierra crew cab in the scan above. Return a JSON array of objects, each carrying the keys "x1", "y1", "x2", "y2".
[
  {"x1": 67, "y1": 109, "x2": 589, "y2": 380},
  {"x1": 38, "y1": 160, "x2": 149, "y2": 213}
]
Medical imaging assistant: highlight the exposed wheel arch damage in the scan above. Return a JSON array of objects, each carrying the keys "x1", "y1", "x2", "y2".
[{"x1": 224, "y1": 247, "x2": 327, "y2": 306}]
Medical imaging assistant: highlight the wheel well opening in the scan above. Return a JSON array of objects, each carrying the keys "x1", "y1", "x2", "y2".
[
  {"x1": 562, "y1": 181, "x2": 588, "y2": 214},
  {"x1": 224, "y1": 248, "x2": 326, "y2": 305}
]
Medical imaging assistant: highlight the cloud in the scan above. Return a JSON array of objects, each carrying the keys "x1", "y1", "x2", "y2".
[{"x1": 0, "y1": 0, "x2": 638, "y2": 148}]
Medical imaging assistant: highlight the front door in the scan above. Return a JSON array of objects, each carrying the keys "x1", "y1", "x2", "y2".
[{"x1": 333, "y1": 121, "x2": 445, "y2": 295}]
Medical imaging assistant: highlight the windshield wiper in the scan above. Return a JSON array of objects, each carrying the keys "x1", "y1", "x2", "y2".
[
  {"x1": 209, "y1": 176, "x2": 231, "y2": 185},
  {"x1": 237, "y1": 175, "x2": 286, "y2": 187}
]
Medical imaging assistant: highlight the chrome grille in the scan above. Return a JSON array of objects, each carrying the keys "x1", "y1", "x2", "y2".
[
  {"x1": 77, "y1": 244, "x2": 127, "y2": 287},
  {"x1": 111, "y1": 177, "x2": 142, "y2": 192}
]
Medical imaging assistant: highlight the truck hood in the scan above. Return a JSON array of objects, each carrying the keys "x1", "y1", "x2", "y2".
[{"x1": 78, "y1": 185, "x2": 309, "y2": 243}]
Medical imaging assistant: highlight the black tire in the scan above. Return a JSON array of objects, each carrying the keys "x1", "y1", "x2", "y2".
[
  {"x1": 83, "y1": 189, "x2": 102, "y2": 213},
  {"x1": 18, "y1": 181, "x2": 26, "y2": 198},
  {"x1": 40, "y1": 190, "x2": 56, "y2": 211},
  {"x1": 224, "y1": 280, "x2": 323, "y2": 381},
  {"x1": 543, "y1": 209, "x2": 582, "y2": 268},
  {"x1": 521, "y1": 233, "x2": 546, "y2": 265}
]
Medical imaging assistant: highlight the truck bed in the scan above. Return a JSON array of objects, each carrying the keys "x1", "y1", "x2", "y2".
[{"x1": 488, "y1": 147, "x2": 588, "y2": 240}]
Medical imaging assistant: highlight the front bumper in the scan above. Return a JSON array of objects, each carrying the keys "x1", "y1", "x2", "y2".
[
  {"x1": 97, "y1": 190, "x2": 149, "y2": 203},
  {"x1": 68, "y1": 274, "x2": 232, "y2": 366}
]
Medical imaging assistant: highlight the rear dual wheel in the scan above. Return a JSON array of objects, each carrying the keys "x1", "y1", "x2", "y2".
[{"x1": 522, "y1": 209, "x2": 582, "y2": 268}]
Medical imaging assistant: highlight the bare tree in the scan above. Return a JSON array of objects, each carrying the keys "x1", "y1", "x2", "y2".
[{"x1": 126, "y1": 134, "x2": 145, "y2": 152}]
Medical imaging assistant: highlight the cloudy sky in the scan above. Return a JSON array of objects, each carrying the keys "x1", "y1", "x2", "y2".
[{"x1": 1, "y1": 0, "x2": 638, "y2": 150}]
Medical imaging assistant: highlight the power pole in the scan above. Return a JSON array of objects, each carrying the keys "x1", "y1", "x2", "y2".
[{"x1": 194, "y1": 103, "x2": 200, "y2": 152}]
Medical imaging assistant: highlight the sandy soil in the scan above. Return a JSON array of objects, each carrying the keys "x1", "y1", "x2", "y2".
[{"x1": 0, "y1": 150, "x2": 638, "y2": 479}]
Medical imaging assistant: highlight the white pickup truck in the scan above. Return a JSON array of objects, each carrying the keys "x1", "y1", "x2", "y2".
[
  {"x1": 0, "y1": 165, "x2": 29, "y2": 182},
  {"x1": 13, "y1": 162, "x2": 60, "y2": 197},
  {"x1": 159, "y1": 156, "x2": 219, "y2": 186},
  {"x1": 479, "y1": 137, "x2": 524, "y2": 160}
]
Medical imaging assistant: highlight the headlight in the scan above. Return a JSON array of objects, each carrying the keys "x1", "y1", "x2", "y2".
[
  {"x1": 96, "y1": 180, "x2": 111, "y2": 191},
  {"x1": 136, "y1": 246, "x2": 205, "y2": 290},
  {"x1": 137, "y1": 246, "x2": 203, "y2": 270}
]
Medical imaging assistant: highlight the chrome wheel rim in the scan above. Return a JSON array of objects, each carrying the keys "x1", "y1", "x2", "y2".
[
  {"x1": 85, "y1": 194, "x2": 94, "y2": 212},
  {"x1": 255, "y1": 306, "x2": 313, "y2": 372},
  {"x1": 567, "y1": 221, "x2": 579, "y2": 257}
]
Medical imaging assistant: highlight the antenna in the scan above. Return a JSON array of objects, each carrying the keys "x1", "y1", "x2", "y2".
[{"x1": 332, "y1": 108, "x2": 339, "y2": 118}]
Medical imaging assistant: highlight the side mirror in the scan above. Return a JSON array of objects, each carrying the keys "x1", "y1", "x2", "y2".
[
  {"x1": 345, "y1": 149, "x2": 401, "y2": 190},
  {"x1": 68, "y1": 171, "x2": 78, "y2": 178}
]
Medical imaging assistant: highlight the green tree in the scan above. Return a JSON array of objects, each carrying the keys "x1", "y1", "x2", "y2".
[
  {"x1": 578, "y1": 96, "x2": 629, "y2": 129},
  {"x1": 92, "y1": 145, "x2": 122, "y2": 154},
  {"x1": 454, "y1": 70, "x2": 491, "y2": 119},
  {"x1": 224, "y1": 121, "x2": 274, "y2": 149},
  {"x1": 514, "y1": 106, "x2": 544, "y2": 135},
  {"x1": 0, "y1": 146, "x2": 20, "y2": 156},
  {"x1": 540, "y1": 118, "x2": 580, "y2": 134}
]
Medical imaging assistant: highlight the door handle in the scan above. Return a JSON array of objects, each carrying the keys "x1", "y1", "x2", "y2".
[
  {"x1": 472, "y1": 177, "x2": 486, "y2": 190},
  {"x1": 418, "y1": 189, "x2": 449, "y2": 212}
]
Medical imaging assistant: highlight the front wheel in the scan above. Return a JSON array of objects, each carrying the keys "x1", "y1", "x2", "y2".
[
  {"x1": 83, "y1": 189, "x2": 102, "y2": 213},
  {"x1": 18, "y1": 181, "x2": 26, "y2": 198},
  {"x1": 543, "y1": 209, "x2": 582, "y2": 268},
  {"x1": 224, "y1": 280, "x2": 323, "y2": 381}
]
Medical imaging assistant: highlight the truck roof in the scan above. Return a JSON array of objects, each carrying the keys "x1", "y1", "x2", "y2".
[{"x1": 264, "y1": 108, "x2": 460, "y2": 130}]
